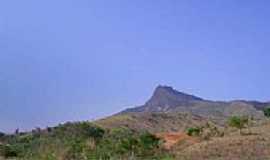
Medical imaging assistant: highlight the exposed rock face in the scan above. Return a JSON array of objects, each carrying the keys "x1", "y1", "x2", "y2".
[
  {"x1": 121, "y1": 85, "x2": 269, "y2": 120},
  {"x1": 143, "y1": 85, "x2": 203, "y2": 112}
]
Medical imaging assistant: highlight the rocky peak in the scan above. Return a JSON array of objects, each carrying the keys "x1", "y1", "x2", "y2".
[{"x1": 144, "y1": 85, "x2": 203, "y2": 109}]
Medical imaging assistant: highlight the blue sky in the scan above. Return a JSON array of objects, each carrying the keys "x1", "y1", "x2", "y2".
[{"x1": 1, "y1": 0, "x2": 270, "y2": 132}]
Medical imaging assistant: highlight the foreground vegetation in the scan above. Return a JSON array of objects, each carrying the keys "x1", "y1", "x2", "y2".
[
  {"x1": 1, "y1": 110, "x2": 270, "y2": 160},
  {"x1": 0, "y1": 122, "x2": 171, "y2": 160}
]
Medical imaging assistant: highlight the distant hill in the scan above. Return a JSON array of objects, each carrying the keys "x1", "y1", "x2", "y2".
[
  {"x1": 1, "y1": 85, "x2": 270, "y2": 160},
  {"x1": 121, "y1": 85, "x2": 269, "y2": 121}
]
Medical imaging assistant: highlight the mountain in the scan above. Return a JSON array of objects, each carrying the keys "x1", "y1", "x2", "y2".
[
  {"x1": 121, "y1": 85, "x2": 204, "y2": 113},
  {"x1": 1, "y1": 85, "x2": 270, "y2": 160},
  {"x1": 121, "y1": 85, "x2": 269, "y2": 121}
]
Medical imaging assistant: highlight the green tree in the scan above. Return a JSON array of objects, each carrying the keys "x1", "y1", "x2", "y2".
[
  {"x1": 139, "y1": 132, "x2": 159, "y2": 150},
  {"x1": 0, "y1": 144, "x2": 21, "y2": 158},
  {"x1": 87, "y1": 125, "x2": 105, "y2": 139},
  {"x1": 187, "y1": 127, "x2": 202, "y2": 136},
  {"x1": 263, "y1": 107, "x2": 270, "y2": 118},
  {"x1": 0, "y1": 132, "x2": 5, "y2": 138},
  {"x1": 228, "y1": 116, "x2": 249, "y2": 135}
]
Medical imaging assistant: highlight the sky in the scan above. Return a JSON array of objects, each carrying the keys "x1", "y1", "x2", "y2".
[{"x1": 0, "y1": 0, "x2": 270, "y2": 133}]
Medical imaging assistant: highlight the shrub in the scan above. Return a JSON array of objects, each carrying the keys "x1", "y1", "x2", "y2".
[
  {"x1": 228, "y1": 116, "x2": 249, "y2": 135},
  {"x1": 15, "y1": 129, "x2": 20, "y2": 135},
  {"x1": 64, "y1": 139, "x2": 85, "y2": 160},
  {"x1": 109, "y1": 128, "x2": 133, "y2": 140},
  {"x1": 0, "y1": 123, "x2": 170, "y2": 160},
  {"x1": 46, "y1": 127, "x2": 52, "y2": 133},
  {"x1": 0, "y1": 132, "x2": 5, "y2": 138},
  {"x1": 118, "y1": 136, "x2": 138, "y2": 154},
  {"x1": 73, "y1": 122, "x2": 105, "y2": 140},
  {"x1": 200, "y1": 123, "x2": 224, "y2": 140},
  {"x1": 87, "y1": 125, "x2": 105, "y2": 139},
  {"x1": 161, "y1": 156, "x2": 175, "y2": 160},
  {"x1": 0, "y1": 144, "x2": 21, "y2": 158},
  {"x1": 187, "y1": 127, "x2": 202, "y2": 136},
  {"x1": 139, "y1": 132, "x2": 160, "y2": 150},
  {"x1": 263, "y1": 107, "x2": 270, "y2": 118}
]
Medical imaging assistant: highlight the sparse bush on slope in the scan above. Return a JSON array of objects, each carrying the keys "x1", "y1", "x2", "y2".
[
  {"x1": 263, "y1": 107, "x2": 270, "y2": 118},
  {"x1": 186, "y1": 127, "x2": 202, "y2": 136},
  {"x1": 0, "y1": 132, "x2": 5, "y2": 138},
  {"x1": 0, "y1": 144, "x2": 20, "y2": 158},
  {"x1": 0, "y1": 122, "x2": 168, "y2": 160},
  {"x1": 228, "y1": 116, "x2": 249, "y2": 135}
]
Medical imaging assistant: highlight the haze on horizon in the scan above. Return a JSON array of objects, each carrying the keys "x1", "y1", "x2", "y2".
[{"x1": 1, "y1": 0, "x2": 270, "y2": 133}]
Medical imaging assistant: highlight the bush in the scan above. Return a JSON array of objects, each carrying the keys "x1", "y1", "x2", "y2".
[
  {"x1": 118, "y1": 136, "x2": 138, "y2": 154},
  {"x1": 87, "y1": 125, "x2": 105, "y2": 139},
  {"x1": 53, "y1": 122, "x2": 105, "y2": 141},
  {"x1": 263, "y1": 107, "x2": 270, "y2": 118},
  {"x1": 200, "y1": 123, "x2": 224, "y2": 140},
  {"x1": 139, "y1": 132, "x2": 160, "y2": 150},
  {"x1": 64, "y1": 139, "x2": 86, "y2": 160},
  {"x1": 0, "y1": 144, "x2": 21, "y2": 158},
  {"x1": 94, "y1": 130, "x2": 160, "y2": 159},
  {"x1": 0, "y1": 123, "x2": 169, "y2": 160},
  {"x1": 0, "y1": 132, "x2": 5, "y2": 138},
  {"x1": 228, "y1": 116, "x2": 249, "y2": 135},
  {"x1": 187, "y1": 127, "x2": 202, "y2": 136}
]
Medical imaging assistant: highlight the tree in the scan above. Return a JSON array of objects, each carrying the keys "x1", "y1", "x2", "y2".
[
  {"x1": 187, "y1": 127, "x2": 202, "y2": 136},
  {"x1": 46, "y1": 127, "x2": 52, "y2": 133},
  {"x1": 0, "y1": 144, "x2": 21, "y2": 158},
  {"x1": 0, "y1": 132, "x2": 5, "y2": 138},
  {"x1": 87, "y1": 125, "x2": 105, "y2": 140},
  {"x1": 263, "y1": 107, "x2": 270, "y2": 118},
  {"x1": 15, "y1": 128, "x2": 19, "y2": 135},
  {"x1": 228, "y1": 116, "x2": 249, "y2": 135},
  {"x1": 139, "y1": 132, "x2": 160, "y2": 150}
]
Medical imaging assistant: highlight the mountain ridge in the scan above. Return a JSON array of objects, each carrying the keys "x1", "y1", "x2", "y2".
[{"x1": 121, "y1": 85, "x2": 269, "y2": 120}]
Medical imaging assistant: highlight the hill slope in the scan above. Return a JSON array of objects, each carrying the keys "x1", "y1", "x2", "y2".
[
  {"x1": 174, "y1": 122, "x2": 270, "y2": 160},
  {"x1": 1, "y1": 85, "x2": 269, "y2": 160},
  {"x1": 121, "y1": 85, "x2": 269, "y2": 122},
  {"x1": 96, "y1": 112, "x2": 208, "y2": 133}
]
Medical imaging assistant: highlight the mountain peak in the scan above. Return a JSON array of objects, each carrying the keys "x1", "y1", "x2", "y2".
[
  {"x1": 144, "y1": 85, "x2": 203, "y2": 110},
  {"x1": 154, "y1": 85, "x2": 175, "y2": 94},
  {"x1": 152, "y1": 85, "x2": 202, "y2": 100},
  {"x1": 120, "y1": 85, "x2": 270, "y2": 116}
]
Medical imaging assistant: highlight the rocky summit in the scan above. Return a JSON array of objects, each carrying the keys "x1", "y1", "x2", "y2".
[{"x1": 121, "y1": 85, "x2": 269, "y2": 121}]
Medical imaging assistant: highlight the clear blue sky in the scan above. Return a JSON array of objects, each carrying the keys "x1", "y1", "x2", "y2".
[{"x1": 1, "y1": 0, "x2": 269, "y2": 132}]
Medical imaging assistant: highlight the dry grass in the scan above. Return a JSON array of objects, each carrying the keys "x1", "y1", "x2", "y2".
[
  {"x1": 156, "y1": 132, "x2": 199, "y2": 150},
  {"x1": 174, "y1": 123, "x2": 270, "y2": 160},
  {"x1": 95, "y1": 112, "x2": 209, "y2": 133},
  {"x1": 90, "y1": 113, "x2": 270, "y2": 160}
]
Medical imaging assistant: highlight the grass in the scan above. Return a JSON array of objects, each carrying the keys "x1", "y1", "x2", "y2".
[
  {"x1": 0, "y1": 121, "x2": 169, "y2": 160},
  {"x1": 174, "y1": 123, "x2": 270, "y2": 160},
  {"x1": 1, "y1": 113, "x2": 270, "y2": 160}
]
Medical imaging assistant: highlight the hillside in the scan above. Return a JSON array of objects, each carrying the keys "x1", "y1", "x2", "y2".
[
  {"x1": 0, "y1": 85, "x2": 269, "y2": 160},
  {"x1": 0, "y1": 121, "x2": 170, "y2": 160},
  {"x1": 121, "y1": 85, "x2": 269, "y2": 122},
  {"x1": 96, "y1": 112, "x2": 208, "y2": 133},
  {"x1": 1, "y1": 116, "x2": 270, "y2": 160},
  {"x1": 174, "y1": 122, "x2": 270, "y2": 160}
]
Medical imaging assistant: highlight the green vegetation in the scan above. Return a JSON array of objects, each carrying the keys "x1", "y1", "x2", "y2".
[
  {"x1": 228, "y1": 116, "x2": 249, "y2": 135},
  {"x1": 0, "y1": 122, "x2": 169, "y2": 160},
  {"x1": 263, "y1": 107, "x2": 270, "y2": 118},
  {"x1": 0, "y1": 132, "x2": 5, "y2": 138},
  {"x1": 186, "y1": 127, "x2": 202, "y2": 136}
]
